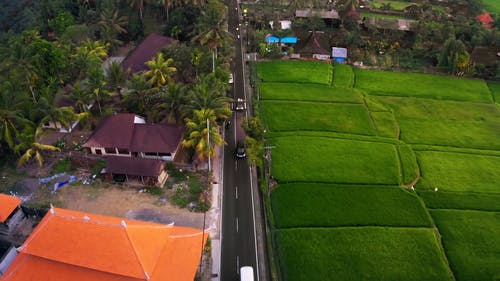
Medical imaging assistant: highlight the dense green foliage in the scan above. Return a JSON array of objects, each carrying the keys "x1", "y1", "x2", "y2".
[
  {"x1": 277, "y1": 227, "x2": 453, "y2": 281},
  {"x1": 261, "y1": 100, "x2": 375, "y2": 135},
  {"x1": 270, "y1": 136, "x2": 400, "y2": 184},
  {"x1": 272, "y1": 184, "x2": 432, "y2": 228},
  {"x1": 419, "y1": 191, "x2": 500, "y2": 212},
  {"x1": 258, "y1": 61, "x2": 332, "y2": 84},
  {"x1": 260, "y1": 82, "x2": 362, "y2": 103},
  {"x1": 416, "y1": 151, "x2": 500, "y2": 193},
  {"x1": 431, "y1": 210, "x2": 500, "y2": 281},
  {"x1": 354, "y1": 69, "x2": 493, "y2": 103}
]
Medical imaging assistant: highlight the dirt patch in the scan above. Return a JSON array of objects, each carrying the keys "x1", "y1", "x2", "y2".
[{"x1": 53, "y1": 184, "x2": 204, "y2": 228}]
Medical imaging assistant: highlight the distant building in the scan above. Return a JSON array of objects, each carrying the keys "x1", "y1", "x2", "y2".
[
  {"x1": 295, "y1": 31, "x2": 331, "y2": 60},
  {"x1": 122, "y1": 33, "x2": 177, "y2": 74},
  {"x1": 332, "y1": 47, "x2": 347, "y2": 63},
  {"x1": 295, "y1": 9, "x2": 339, "y2": 19},
  {"x1": 104, "y1": 156, "x2": 169, "y2": 187}
]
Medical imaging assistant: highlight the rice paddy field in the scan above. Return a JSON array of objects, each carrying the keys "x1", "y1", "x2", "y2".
[
  {"x1": 483, "y1": 0, "x2": 500, "y2": 14},
  {"x1": 258, "y1": 60, "x2": 500, "y2": 280}
]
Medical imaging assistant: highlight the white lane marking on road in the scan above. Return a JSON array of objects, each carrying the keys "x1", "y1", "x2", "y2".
[
  {"x1": 235, "y1": 186, "x2": 238, "y2": 199},
  {"x1": 236, "y1": 217, "x2": 239, "y2": 233},
  {"x1": 249, "y1": 166, "x2": 260, "y2": 281},
  {"x1": 235, "y1": 160, "x2": 238, "y2": 171},
  {"x1": 236, "y1": 255, "x2": 240, "y2": 274}
]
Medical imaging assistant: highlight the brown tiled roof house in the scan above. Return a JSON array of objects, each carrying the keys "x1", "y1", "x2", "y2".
[{"x1": 122, "y1": 33, "x2": 177, "y2": 74}]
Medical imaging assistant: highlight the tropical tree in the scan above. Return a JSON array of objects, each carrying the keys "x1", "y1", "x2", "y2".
[
  {"x1": 184, "y1": 78, "x2": 231, "y2": 122},
  {"x1": 0, "y1": 82, "x2": 30, "y2": 149},
  {"x1": 155, "y1": 83, "x2": 188, "y2": 124},
  {"x1": 192, "y1": 0, "x2": 229, "y2": 72},
  {"x1": 143, "y1": 53, "x2": 177, "y2": 88},
  {"x1": 128, "y1": 0, "x2": 145, "y2": 22},
  {"x1": 123, "y1": 73, "x2": 153, "y2": 114},
  {"x1": 70, "y1": 81, "x2": 93, "y2": 114},
  {"x1": 438, "y1": 38, "x2": 471, "y2": 75},
  {"x1": 182, "y1": 108, "x2": 224, "y2": 163},
  {"x1": 97, "y1": 8, "x2": 128, "y2": 49},
  {"x1": 106, "y1": 60, "x2": 127, "y2": 93},
  {"x1": 73, "y1": 39, "x2": 109, "y2": 80},
  {"x1": 16, "y1": 127, "x2": 60, "y2": 167}
]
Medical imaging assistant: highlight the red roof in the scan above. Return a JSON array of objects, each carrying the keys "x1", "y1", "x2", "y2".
[
  {"x1": 131, "y1": 124, "x2": 184, "y2": 153},
  {"x1": 122, "y1": 33, "x2": 176, "y2": 74},
  {"x1": 83, "y1": 114, "x2": 184, "y2": 154},
  {"x1": 476, "y1": 13, "x2": 494, "y2": 29},
  {"x1": 105, "y1": 156, "x2": 165, "y2": 177},
  {"x1": 1, "y1": 208, "x2": 207, "y2": 281},
  {"x1": 0, "y1": 194, "x2": 21, "y2": 223}
]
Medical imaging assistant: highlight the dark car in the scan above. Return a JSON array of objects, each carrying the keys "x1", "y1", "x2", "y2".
[{"x1": 235, "y1": 142, "x2": 246, "y2": 159}]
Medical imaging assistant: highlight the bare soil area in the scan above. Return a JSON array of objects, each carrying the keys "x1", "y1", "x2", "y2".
[{"x1": 52, "y1": 184, "x2": 205, "y2": 228}]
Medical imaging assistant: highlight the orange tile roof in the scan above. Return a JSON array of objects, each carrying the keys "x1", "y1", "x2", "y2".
[
  {"x1": 1, "y1": 208, "x2": 207, "y2": 281},
  {"x1": 0, "y1": 194, "x2": 21, "y2": 223},
  {"x1": 476, "y1": 13, "x2": 494, "y2": 29}
]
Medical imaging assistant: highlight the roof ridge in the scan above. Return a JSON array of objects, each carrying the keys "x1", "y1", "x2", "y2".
[{"x1": 121, "y1": 221, "x2": 150, "y2": 281}]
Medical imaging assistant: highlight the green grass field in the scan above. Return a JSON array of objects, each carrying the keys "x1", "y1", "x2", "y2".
[
  {"x1": 270, "y1": 136, "x2": 401, "y2": 184},
  {"x1": 370, "y1": 111, "x2": 399, "y2": 138},
  {"x1": 260, "y1": 82, "x2": 363, "y2": 103},
  {"x1": 483, "y1": 0, "x2": 500, "y2": 14},
  {"x1": 271, "y1": 184, "x2": 432, "y2": 228},
  {"x1": 416, "y1": 151, "x2": 500, "y2": 193},
  {"x1": 377, "y1": 96, "x2": 500, "y2": 149},
  {"x1": 354, "y1": 69, "x2": 493, "y2": 103},
  {"x1": 258, "y1": 61, "x2": 332, "y2": 84},
  {"x1": 431, "y1": 210, "x2": 500, "y2": 281},
  {"x1": 371, "y1": 0, "x2": 413, "y2": 10},
  {"x1": 397, "y1": 144, "x2": 419, "y2": 185},
  {"x1": 277, "y1": 227, "x2": 453, "y2": 281},
  {"x1": 333, "y1": 64, "x2": 354, "y2": 88},
  {"x1": 360, "y1": 12, "x2": 405, "y2": 19},
  {"x1": 419, "y1": 191, "x2": 500, "y2": 212},
  {"x1": 487, "y1": 81, "x2": 500, "y2": 103},
  {"x1": 261, "y1": 100, "x2": 375, "y2": 135}
]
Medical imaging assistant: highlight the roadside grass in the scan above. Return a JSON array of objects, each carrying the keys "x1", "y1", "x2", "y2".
[
  {"x1": 258, "y1": 61, "x2": 332, "y2": 84},
  {"x1": 261, "y1": 100, "x2": 375, "y2": 135},
  {"x1": 416, "y1": 151, "x2": 500, "y2": 193},
  {"x1": 271, "y1": 136, "x2": 400, "y2": 184},
  {"x1": 431, "y1": 210, "x2": 500, "y2": 281},
  {"x1": 397, "y1": 144, "x2": 419, "y2": 185},
  {"x1": 354, "y1": 69, "x2": 493, "y2": 103},
  {"x1": 277, "y1": 227, "x2": 453, "y2": 281},
  {"x1": 271, "y1": 183, "x2": 432, "y2": 228},
  {"x1": 419, "y1": 191, "x2": 500, "y2": 212},
  {"x1": 370, "y1": 111, "x2": 399, "y2": 138},
  {"x1": 332, "y1": 64, "x2": 354, "y2": 88},
  {"x1": 371, "y1": 0, "x2": 413, "y2": 10},
  {"x1": 377, "y1": 96, "x2": 500, "y2": 149},
  {"x1": 260, "y1": 82, "x2": 363, "y2": 103},
  {"x1": 483, "y1": 0, "x2": 500, "y2": 14},
  {"x1": 487, "y1": 81, "x2": 500, "y2": 103}
]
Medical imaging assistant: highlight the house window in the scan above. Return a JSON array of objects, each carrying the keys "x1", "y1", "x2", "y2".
[
  {"x1": 117, "y1": 148, "x2": 129, "y2": 154},
  {"x1": 95, "y1": 149, "x2": 103, "y2": 155},
  {"x1": 105, "y1": 147, "x2": 116, "y2": 154},
  {"x1": 158, "y1": 153, "x2": 171, "y2": 157}
]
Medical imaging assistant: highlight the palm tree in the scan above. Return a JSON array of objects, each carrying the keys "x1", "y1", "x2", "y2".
[
  {"x1": 16, "y1": 127, "x2": 60, "y2": 167},
  {"x1": 143, "y1": 53, "x2": 177, "y2": 88},
  {"x1": 155, "y1": 83, "x2": 188, "y2": 124},
  {"x1": 182, "y1": 108, "x2": 224, "y2": 162},
  {"x1": 97, "y1": 8, "x2": 128, "y2": 49},
  {"x1": 70, "y1": 81, "x2": 93, "y2": 114},
  {"x1": 128, "y1": 0, "x2": 145, "y2": 22},
  {"x1": 123, "y1": 73, "x2": 153, "y2": 114},
  {"x1": 35, "y1": 88, "x2": 86, "y2": 132},
  {"x1": 73, "y1": 39, "x2": 109, "y2": 79},
  {"x1": 0, "y1": 82, "x2": 30, "y2": 149},
  {"x1": 184, "y1": 75, "x2": 231, "y2": 122},
  {"x1": 106, "y1": 60, "x2": 127, "y2": 93}
]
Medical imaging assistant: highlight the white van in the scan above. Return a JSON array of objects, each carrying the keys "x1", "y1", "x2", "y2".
[{"x1": 240, "y1": 266, "x2": 254, "y2": 281}]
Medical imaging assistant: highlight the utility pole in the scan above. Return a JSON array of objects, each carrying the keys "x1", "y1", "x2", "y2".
[{"x1": 207, "y1": 118, "x2": 211, "y2": 172}]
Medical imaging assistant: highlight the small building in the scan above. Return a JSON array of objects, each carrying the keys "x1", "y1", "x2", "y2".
[
  {"x1": 122, "y1": 33, "x2": 177, "y2": 74},
  {"x1": 265, "y1": 35, "x2": 280, "y2": 43},
  {"x1": 83, "y1": 114, "x2": 184, "y2": 162},
  {"x1": 1, "y1": 207, "x2": 207, "y2": 281},
  {"x1": 295, "y1": 31, "x2": 331, "y2": 60},
  {"x1": 332, "y1": 47, "x2": 347, "y2": 63},
  {"x1": 0, "y1": 194, "x2": 24, "y2": 238},
  {"x1": 295, "y1": 9, "x2": 339, "y2": 19},
  {"x1": 104, "y1": 156, "x2": 168, "y2": 187}
]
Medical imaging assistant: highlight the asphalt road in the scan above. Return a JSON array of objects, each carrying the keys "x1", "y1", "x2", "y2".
[{"x1": 220, "y1": 1, "x2": 260, "y2": 280}]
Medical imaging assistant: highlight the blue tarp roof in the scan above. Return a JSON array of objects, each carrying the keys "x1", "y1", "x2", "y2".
[
  {"x1": 281, "y1": 37, "x2": 298, "y2": 44},
  {"x1": 265, "y1": 36, "x2": 280, "y2": 43}
]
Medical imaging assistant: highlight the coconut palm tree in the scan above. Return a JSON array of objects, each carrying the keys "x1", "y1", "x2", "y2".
[
  {"x1": 123, "y1": 73, "x2": 153, "y2": 115},
  {"x1": 182, "y1": 108, "x2": 224, "y2": 162},
  {"x1": 106, "y1": 60, "x2": 127, "y2": 93},
  {"x1": 97, "y1": 8, "x2": 128, "y2": 49},
  {"x1": 16, "y1": 127, "x2": 60, "y2": 167},
  {"x1": 155, "y1": 83, "x2": 188, "y2": 124},
  {"x1": 128, "y1": 0, "x2": 145, "y2": 22},
  {"x1": 143, "y1": 53, "x2": 177, "y2": 88},
  {"x1": 0, "y1": 82, "x2": 30, "y2": 149}
]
